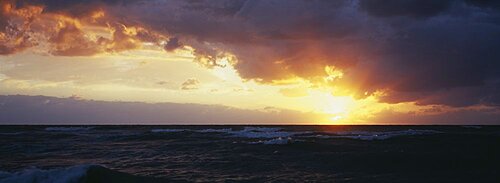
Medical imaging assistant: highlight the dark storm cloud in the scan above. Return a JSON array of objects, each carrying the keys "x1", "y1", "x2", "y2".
[
  {"x1": 351, "y1": 1, "x2": 500, "y2": 106},
  {"x1": 164, "y1": 37, "x2": 182, "y2": 52},
  {"x1": 465, "y1": 0, "x2": 500, "y2": 10},
  {"x1": 3, "y1": 0, "x2": 500, "y2": 108},
  {"x1": 359, "y1": 0, "x2": 454, "y2": 18}
]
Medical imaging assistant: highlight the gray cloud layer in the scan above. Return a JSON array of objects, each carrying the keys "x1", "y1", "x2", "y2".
[
  {"x1": 1, "y1": 95, "x2": 499, "y2": 124},
  {"x1": 0, "y1": 95, "x2": 321, "y2": 124}
]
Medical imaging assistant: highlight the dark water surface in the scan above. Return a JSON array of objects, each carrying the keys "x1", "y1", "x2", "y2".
[{"x1": 0, "y1": 125, "x2": 499, "y2": 183}]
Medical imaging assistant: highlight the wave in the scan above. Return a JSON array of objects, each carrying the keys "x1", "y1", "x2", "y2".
[
  {"x1": 148, "y1": 127, "x2": 292, "y2": 138},
  {"x1": 228, "y1": 127, "x2": 306, "y2": 139},
  {"x1": 0, "y1": 132, "x2": 23, "y2": 135},
  {"x1": 44, "y1": 127, "x2": 94, "y2": 132},
  {"x1": 194, "y1": 128, "x2": 233, "y2": 133},
  {"x1": 248, "y1": 137, "x2": 293, "y2": 145},
  {"x1": 145, "y1": 127, "x2": 440, "y2": 141},
  {"x1": 0, "y1": 165, "x2": 167, "y2": 183},
  {"x1": 148, "y1": 127, "x2": 299, "y2": 139},
  {"x1": 150, "y1": 129, "x2": 187, "y2": 133},
  {"x1": 0, "y1": 165, "x2": 91, "y2": 183},
  {"x1": 240, "y1": 127, "x2": 282, "y2": 132},
  {"x1": 461, "y1": 125, "x2": 482, "y2": 129},
  {"x1": 313, "y1": 129, "x2": 442, "y2": 140},
  {"x1": 230, "y1": 130, "x2": 297, "y2": 139}
]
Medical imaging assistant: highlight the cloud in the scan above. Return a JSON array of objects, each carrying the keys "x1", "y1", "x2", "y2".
[
  {"x1": 2, "y1": 0, "x2": 500, "y2": 108},
  {"x1": 0, "y1": 1, "x2": 40, "y2": 55},
  {"x1": 47, "y1": 19, "x2": 102, "y2": 56},
  {"x1": 46, "y1": 18, "x2": 165, "y2": 56},
  {"x1": 164, "y1": 37, "x2": 182, "y2": 52},
  {"x1": 156, "y1": 81, "x2": 169, "y2": 85},
  {"x1": 371, "y1": 106, "x2": 500, "y2": 125},
  {"x1": 0, "y1": 95, "x2": 325, "y2": 124},
  {"x1": 464, "y1": 0, "x2": 500, "y2": 10},
  {"x1": 129, "y1": 0, "x2": 497, "y2": 107},
  {"x1": 358, "y1": 0, "x2": 454, "y2": 18},
  {"x1": 180, "y1": 78, "x2": 200, "y2": 90},
  {"x1": 279, "y1": 87, "x2": 308, "y2": 98},
  {"x1": 0, "y1": 0, "x2": 166, "y2": 56},
  {"x1": 1, "y1": 95, "x2": 498, "y2": 124}
]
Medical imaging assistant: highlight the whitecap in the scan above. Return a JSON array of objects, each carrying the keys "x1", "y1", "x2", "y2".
[
  {"x1": 248, "y1": 137, "x2": 292, "y2": 145},
  {"x1": 263, "y1": 137, "x2": 292, "y2": 145},
  {"x1": 228, "y1": 127, "x2": 310, "y2": 139}
]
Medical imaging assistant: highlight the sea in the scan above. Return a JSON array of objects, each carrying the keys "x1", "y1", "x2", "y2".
[{"x1": 0, "y1": 125, "x2": 499, "y2": 183}]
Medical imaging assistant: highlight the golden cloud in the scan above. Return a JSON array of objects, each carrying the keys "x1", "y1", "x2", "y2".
[{"x1": 0, "y1": 1, "x2": 169, "y2": 56}]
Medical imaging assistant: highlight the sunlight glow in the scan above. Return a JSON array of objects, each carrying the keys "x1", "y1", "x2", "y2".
[{"x1": 324, "y1": 65, "x2": 344, "y2": 82}]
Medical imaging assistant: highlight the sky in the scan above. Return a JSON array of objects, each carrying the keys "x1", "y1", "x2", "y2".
[{"x1": 1, "y1": 0, "x2": 500, "y2": 124}]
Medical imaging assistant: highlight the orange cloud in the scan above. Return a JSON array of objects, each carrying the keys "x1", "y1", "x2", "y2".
[
  {"x1": 0, "y1": 1, "x2": 41, "y2": 55},
  {"x1": 0, "y1": 1, "x2": 169, "y2": 56},
  {"x1": 279, "y1": 87, "x2": 308, "y2": 98}
]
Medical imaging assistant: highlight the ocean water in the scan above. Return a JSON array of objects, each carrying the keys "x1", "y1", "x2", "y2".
[{"x1": 0, "y1": 125, "x2": 499, "y2": 183}]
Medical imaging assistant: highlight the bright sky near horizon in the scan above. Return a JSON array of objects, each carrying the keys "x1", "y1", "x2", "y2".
[{"x1": 1, "y1": 0, "x2": 500, "y2": 124}]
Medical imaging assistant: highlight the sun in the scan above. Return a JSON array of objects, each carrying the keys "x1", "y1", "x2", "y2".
[
  {"x1": 323, "y1": 96, "x2": 355, "y2": 114},
  {"x1": 309, "y1": 92, "x2": 357, "y2": 123},
  {"x1": 330, "y1": 115, "x2": 344, "y2": 121}
]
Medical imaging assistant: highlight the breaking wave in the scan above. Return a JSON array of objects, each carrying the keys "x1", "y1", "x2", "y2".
[
  {"x1": 248, "y1": 137, "x2": 293, "y2": 145},
  {"x1": 228, "y1": 127, "x2": 301, "y2": 139}
]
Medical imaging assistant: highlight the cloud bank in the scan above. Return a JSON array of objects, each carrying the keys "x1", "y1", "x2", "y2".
[
  {"x1": 1, "y1": 95, "x2": 499, "y2": 124},
  {"x1": 0, "y1": 95, "x2": 324, "y2": 124}
]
